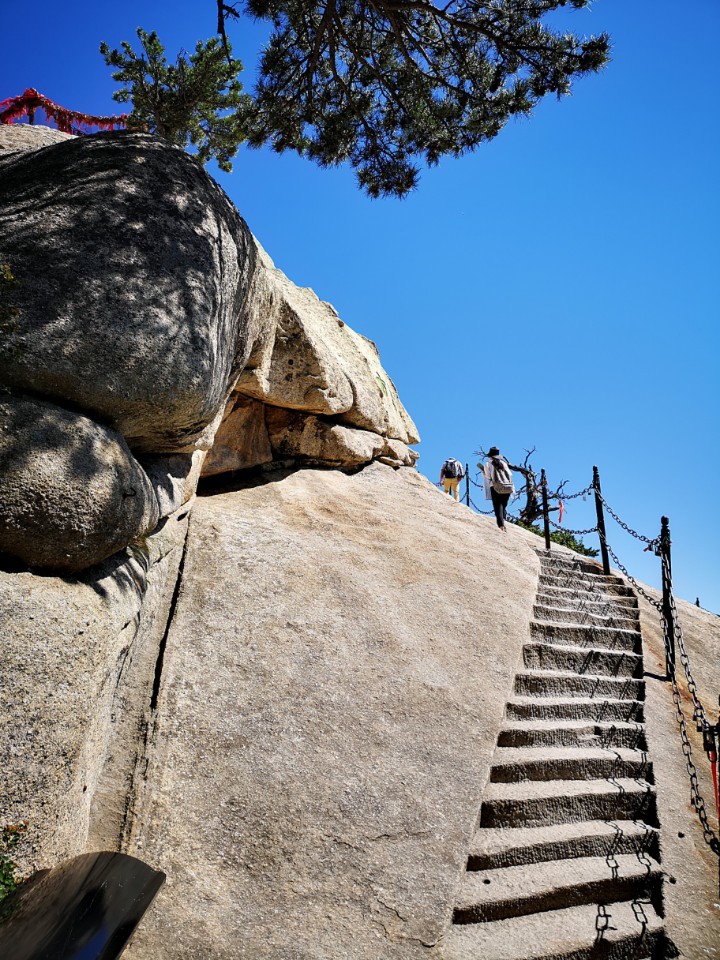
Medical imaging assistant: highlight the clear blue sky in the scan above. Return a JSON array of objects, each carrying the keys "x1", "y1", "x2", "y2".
[{"x1": 2, "y1": 1, "x2": 718, "y2": 610}]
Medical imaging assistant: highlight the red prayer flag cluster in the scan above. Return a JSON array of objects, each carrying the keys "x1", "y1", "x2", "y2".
[{"x1": 0, "y1": 89, "x2": 128, "y2": 133}]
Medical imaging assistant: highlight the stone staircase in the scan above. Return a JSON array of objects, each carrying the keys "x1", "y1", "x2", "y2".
[{"x1": 443, "y1": 551, "x2": 676, "y2": 960}]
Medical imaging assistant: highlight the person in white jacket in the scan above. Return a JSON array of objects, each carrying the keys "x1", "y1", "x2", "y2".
[{"x1": 480, "y1": 446, "x2": 514, "y2": 532}]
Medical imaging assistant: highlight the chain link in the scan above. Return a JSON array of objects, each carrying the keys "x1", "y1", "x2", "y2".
[
  {"x1": 469, "y1": 496, "x2": 494, "y2": 515},
  {"x1": 547, "y1": 517, "x2": 598, "y2": 537},
  {"x1": 666, "y1": 563, "x2": 709, "y2": 727},
  {"x1": 596, "y1": 531, "x2": 719, "y2": 855},
  {"x1": 554, "y1": 484, "x2": 595, "y2": 501},
  {"x1": 596, "y1": 491, "x2": 659, "y2": 547},
  {"x1": 598, "y1": 532, "x2": 663, "y2": 612},
  {"x1": 669, "y1": 668, "x2": 720, "y2": 852}
]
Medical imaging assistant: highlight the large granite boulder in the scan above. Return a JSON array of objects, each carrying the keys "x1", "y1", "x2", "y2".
[
  {"x1": 0, "y1": 131, "x2": 258, "y2": 454},
  {"x1": 201, "y1": 395, "x2": 273, "y2": 477},
  {"x1": 0, "y1": 395, "x2": 158, "y2": 571},
  {"x1": 0, "y1": 123, "x2": 73, "y2": 154},
  {"x1": 233, "y1": 245, "x2": 419, "y2": 446}
]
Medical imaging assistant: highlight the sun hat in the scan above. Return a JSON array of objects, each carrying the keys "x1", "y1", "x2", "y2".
[{"x1": 487, "y1": 446, "x2": 500, "y2": 457}]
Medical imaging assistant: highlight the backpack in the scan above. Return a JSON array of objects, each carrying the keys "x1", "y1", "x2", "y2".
[
  {"x1": 490, "y1": 457, "x2": 513, "y2": 495},
  {"x1": 444, "y1": 459, "x2": 463, "y2": 479}
]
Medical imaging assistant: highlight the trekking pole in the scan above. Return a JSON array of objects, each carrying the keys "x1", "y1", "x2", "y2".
[
  {"x1": 540, "y1": 469, "x2": 551, "y2": 551},
  {"x1": 465, "y1": 463, "x2": 470, "y2": 507},
  {"x1": 593, "y1": 466, "x2": 610, "y2": 576},
  {"x1": 660, "y1": 516, "x2": 675, "y2": 679}
]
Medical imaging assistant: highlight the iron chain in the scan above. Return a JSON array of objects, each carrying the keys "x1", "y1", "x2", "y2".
[
  {"x1": 555, "y1": 484, "x2": 594, "y2": 501},
  {"x1": 547, "y1": 517, "x2": 598, "y2": 537},
  {"x1": 598, "y1": 531, "x2": 663, "y2": 613},
  {"x1": 670, "y1": 668, "x2": 720, "y2": 853},
  {"x1": 596, "y1": 491, "x2": 659, "y2": 547},
  {"x1": 596, "y1": 532, "x2": 719, "y2": 855}
]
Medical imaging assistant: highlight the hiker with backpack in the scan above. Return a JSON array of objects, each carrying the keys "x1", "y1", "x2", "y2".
[
  {"x1": 481, "y1": 446, "x2": 515, "y2": 532},
  {"x1": 440, "y1": 457, "x2": 464, "y2": 501}
]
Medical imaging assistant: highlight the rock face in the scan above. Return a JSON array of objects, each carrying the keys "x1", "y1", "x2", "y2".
[
  {"x1": 232, "y1": 244, "x2": 419, "y2": 446},
  {"x1": 0, "y1": 131, "x2": 256, "y2": 454},
  {"x1": 2, "y1": 460, "x2": 720, "y2": 958},
  {"x1": 0, "y1": 503, "x2": 189, "y2": 875},
  {"x1": 0, "y1": 123, "x2": 73, "y2": 154},
  {"x1": 123, "y1": 465, "x2": 540, "y2": 959},
  {"x1": 0, "y1": 395, "x2": 158, "y2": 571},
  {"x1": 0, "y1": 125, "x2": 418, "y2": 571}
]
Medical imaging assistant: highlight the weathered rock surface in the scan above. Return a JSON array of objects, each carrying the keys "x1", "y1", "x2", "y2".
[
  {"x1": 233, "y1": 244, "x2": 419, "y2": 446},
  {"x1": 139, "y1": 451, "x2": 206, "y2": 517},
  {"x1": 0, "y1": 503, "x2": 189, "y2": 873},
  {"x1": 0, "y1": 123, "x2": 73, "y2": 154},
  {"x1": 2, "y1": 460, "x2": 719, "y2": 958},
  {"x1": 123, "y1": 465, "x2": 540, "y2": 959},
  {"x1": 201, "y1": 396, "x2": 273, "y2": 477},
  {"x1": 265, "y1": 406, "x2": 386, "y2": 465},
  {"x1": 0, "y1": 131, "x2": 257, "y2": 454},
  {"x1": 0, "y1": 395, "x2": 158, "y2": 571}
]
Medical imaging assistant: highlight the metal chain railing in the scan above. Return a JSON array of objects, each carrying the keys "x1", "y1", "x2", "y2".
[
  {"x1": 595, "y1": 491, "x2": 659, "y2": 547},
  {"x1": 669, "y1": 666, "x2": 720, "y2": 852},
  {"x1": 547, "y1": 517, "x2": 599, "y2": 538},
  {"x1": 597, "y1": 532, "x2": 663, "y2": 613},
  {"x1": 593, "y1": 521, "x2": 720, "y2": 856},
  {"x1": 554, "y1": 484, "x2": 594, "y2": 501},
  {"x1": 465, "y1": 457, "x2": 719, "y2": 851}
]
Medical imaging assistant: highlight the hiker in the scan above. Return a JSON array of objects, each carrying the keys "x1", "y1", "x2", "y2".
[
  {"x1": 481, "y1": 446, "x2": 514, "y2": 532},
  {"x1": 440, "y1": 458, "x2": 464, "y2": 501}
]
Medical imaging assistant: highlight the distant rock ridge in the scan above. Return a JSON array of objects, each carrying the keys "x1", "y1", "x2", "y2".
[{"x1": 0, "y1": 124, "x2": 418, "y2": 572}]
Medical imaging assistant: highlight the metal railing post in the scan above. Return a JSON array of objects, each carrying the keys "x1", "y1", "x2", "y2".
[
  {"x1": 541, "y1": 468, "x2": 551, "y2": 551},
  {"x1": 660, "y1": 515, "x2": 675, "y2": 679},
  {"x1": 465, "y1": 463, "x2": 470, "y2": 507},
  {"x1": 593, "y1": 466, "x2": 610, "y2": 576}
]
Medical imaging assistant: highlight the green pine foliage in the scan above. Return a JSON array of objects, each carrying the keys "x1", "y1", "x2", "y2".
[
  {"x1": 102, "y1": 3, "x2": 609, "y2": 195},
  {"x1": 100, "y1": 29, "x2": 250, "y2": 172},
  {"x1": 519, "y1": 521, "x2": 599, "y2": 557},
  {"x1": 243, "y1": 0, "x2": 610, "y2": 196}
]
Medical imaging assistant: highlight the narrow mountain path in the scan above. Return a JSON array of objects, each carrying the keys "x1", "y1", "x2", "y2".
[{"x1": 444, "y1": 550, "x2": 677, "y2": 960}]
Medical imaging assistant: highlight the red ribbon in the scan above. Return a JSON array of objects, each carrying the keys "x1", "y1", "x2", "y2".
[{"x1": 0, "y1": 88, "x2": 128, "y2": 133}]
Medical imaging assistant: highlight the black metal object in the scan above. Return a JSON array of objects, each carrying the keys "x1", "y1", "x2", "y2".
[
  {"x1": 0, "y1": 851, "x2": 165, "y2": 960},
  {"x1": 593, "y1": 466, "x2": 610, "y2": 575},
  {"x1": 660, "y1": 515, "x2": 675, "y2": 680},
  {"x1": 540, "y1": 469, "x2": 550, "y2": 551},
  {"x1": 465, "y1": 463, "x2": 470, "y2": 506}
]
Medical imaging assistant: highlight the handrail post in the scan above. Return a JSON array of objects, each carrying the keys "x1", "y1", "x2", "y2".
[
  {"x1": 660, "y1": 515, "x2": 675, "y2": 679},
  {"x1": 465, "y1": 463, "x2": 470, "y2": 507},
  {"x1": 541, "y1": 468, "x2": 551, "y2": 551},
  {"x1": 593, "y1": 466, "x2": 610, "y2": 575}
]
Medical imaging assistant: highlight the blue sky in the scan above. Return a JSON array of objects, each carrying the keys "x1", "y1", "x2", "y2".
[{"x1": 2, "y1": 0, "x2": 718, "y2": 610}]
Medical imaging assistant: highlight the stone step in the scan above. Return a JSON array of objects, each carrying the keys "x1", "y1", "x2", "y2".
[
  {"x1": 530, "y1": 621, "x2": 641, "y2": 653},
  {"x1": 538, "y1": 575, "x2": 635, "y2": 599},
  {"x1": 498, "y1": 720, "x2": 646, "y2": 751},
  {"x1": 454, "y1": 854, "x2": 663, "y2": 924},
  {"x1": 537, "y1": 553, "x2": 606, "y2": 576},
  {"x1": 443, "y1": 898, "x2": 667, "y2": 960},
  {"x1": 523, "y1": 641, "x2": 643, "y2": 679},
  {"x1": 533, "y1": 604, "x2": 641, "y2": 630},
  {"x1": 479, "y1": 777, "x2": 657, "y2": 829},
  {"x1": 506, "y1": 696, "x2": 644, "y2": 724},
  {"x1": 514, "y1": 670, "x2": 644, "y2": 702},
  {"x1": 539, "y1": 568, "x2": 627, "y2": 588},
  {"x1": 489, "y1": 746, "x2": 652, "y2": 784},
  {"x1": 537, "y1": 585, "x2": 639, "y2": 609},
  {"x1": 468, "y1": 820, "x2": 660, "y2": 870}
]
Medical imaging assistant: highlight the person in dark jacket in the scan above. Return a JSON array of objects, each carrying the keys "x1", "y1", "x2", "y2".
[{"x1": 439, "y1": 458, "x2": 464, "y2": 501}]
